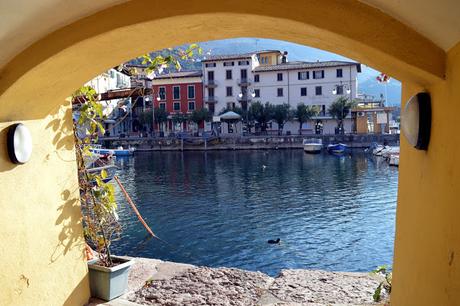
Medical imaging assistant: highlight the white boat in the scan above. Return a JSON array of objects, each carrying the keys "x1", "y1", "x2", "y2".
[
  {"x1": 90, "y1": 145, "x2": 135, "y2": 156},
  {"x1": 373, "y1": 145, "x2": 400, "y2": 157},
  {"x1": 388, "y1": 154, "x2": 399, "y2": 167},
  {"x1": 303, "y1": 138, "x2": 323, "y2": 154}
]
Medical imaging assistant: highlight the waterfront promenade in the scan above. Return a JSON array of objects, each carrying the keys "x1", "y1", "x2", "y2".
[{"x1": 101, "y1": 134, "x2": 399, "y2": 151}]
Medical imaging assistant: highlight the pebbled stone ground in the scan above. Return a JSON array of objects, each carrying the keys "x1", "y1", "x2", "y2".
[{"x1": 123, "y1": 258, "x2": 387, "y2": 306}]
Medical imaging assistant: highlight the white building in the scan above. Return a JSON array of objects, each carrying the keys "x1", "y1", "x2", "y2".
[
  {"x1": 83, "y1": 68, "x2": 132, "y2": 136},
  {"x1": 202, "y1": 50, "x2": 361, "y2": 135}
]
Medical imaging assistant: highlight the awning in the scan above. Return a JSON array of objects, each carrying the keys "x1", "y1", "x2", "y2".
[{"x1": 219, "y1": 111, "x2": 241, "y2": 121}]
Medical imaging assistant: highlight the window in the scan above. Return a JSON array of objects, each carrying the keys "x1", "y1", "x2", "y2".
[
  {"x1": 207, "y1": 71, "x2": 214, "y2": 80},
  {"x1": 159, "y1": 103, "x2": 166, "y2": 110},
  {"x1": 238, "y1": 60, "x2": 249, "y2": 66},
  {"x1": 321, "y1": 105, "x2": 326, "y2": 116},
  {"x1": 223, "y1": 61, "x2": 234, "y2": 66},
  {"x1": 208, "y1": 88, "x2": 214, "y2": 97},
  {"x1": 173, "y1": 86, "x2": 180, "y2": 99},
  {"x1": 240, "y1": 69, "x2": 247, "y2": 80},
  {"x1": 254, "y1": 74, "x2": 260, "y2": 82},
  {"x1": 205, "y1": 63, "x2": 216, "y2": 68},
  {"x1": 208, "y1": 103, "x2": 215, "y2": 114},
  {"x1": 336, "y1": 85, "x2": 344, "y2": 95},
  {"x1": 173, "y1": 102, "x2": 180, "y2": 111},
  {"x1": 227, "y1": 102, "x2": 236, "y2": 109},
  {"x1": 336, "y1": 68, "x2": 343, "y2": 78},
  {"x1": 226, "y1": 70, "x2": 232, "y2": 80},
  {"x1": 298, "y1": 71, "x2": 309, "y2": 80},
  {"x1": 313, "y1": 70, "x2": 325, "y2": 79},
  {"x1": 187, "y1": 85, "x2": 195, "y2": 99},
  {"x1": 301, "y1": 87, "x2": 307, "y2": 96},
  {"x1": 260, "y1": 56, "x2": 268, "y2": 64},
  {"x1": 159, "y1": 87, "x2": 166, "y2": 100},
  {"x1": 315, "y1": 86, "x2": 322, "y2": 95},
  {"x1": 277, "y1": 73, "x2": 283, "y2": 81},
  {"x1": 226, "y1": 86, "x2": 233, "y2": 97},
  {"x1": 277, "y1": 88, "x2": 283, "y2": 97},
  {"x1": 188, "y1": 101, "x2": 195, "y2": 111},
  {"x1": 254, "y1": 89, "x2": 260, "y2": 98}
]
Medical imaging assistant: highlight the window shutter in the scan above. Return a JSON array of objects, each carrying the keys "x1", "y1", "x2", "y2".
[
  {"x1": 321, "y1": 71, "x2": 325, "y2": 78},
  {"x1": 298, "y1": 72, "x2": 301, "y2": 80},
  {"x1": 307, "y1": 71, "x2": 310, "y2": 79}
]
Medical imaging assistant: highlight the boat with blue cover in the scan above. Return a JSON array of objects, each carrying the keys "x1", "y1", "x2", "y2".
[
  {"x1": 327, "y1": 143, "x2": 348, "y2": 154},
  {"x1": 91, "y1": 145, "x2": 135, "y2": 156}
]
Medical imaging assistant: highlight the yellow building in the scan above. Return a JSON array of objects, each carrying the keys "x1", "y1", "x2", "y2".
[
  {"x1": 1, "y1": 1, "x2": 460, "y2": 305},
  {"x1": 352, "y1": 98, "x2": 396, "y2": 134}
]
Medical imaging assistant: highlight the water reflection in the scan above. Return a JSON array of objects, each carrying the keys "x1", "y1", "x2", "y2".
[{"x1": 111, "y1": 150, "x2": 398, "y2": 276}]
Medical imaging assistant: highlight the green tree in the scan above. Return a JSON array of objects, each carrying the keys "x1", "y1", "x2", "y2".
[
  {"x1": 328, "y1": 97, "x2": 356, "y2": 134},
  {"x1": 190, "y1": 108, "x2": 212, "y2": 128},
  {"x1": 295, "y1": 103, "x2": 319, "y2": 135},
  {"x1": 249, "y1": 101, "x2": 274, "y2": 133},
  {"x1": 154, "y1": 107, "x2": 169, "y2": 131},
  {"x1": 273, "y1": 103, "x2": 291, "y2": 135},
  {"x1": 171, "y1": 113, "x2": 189, "y2": 131}
]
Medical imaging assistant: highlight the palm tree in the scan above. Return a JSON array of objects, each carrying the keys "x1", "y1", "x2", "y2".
[
  {"x1": 273, "y1": 104, "x2": 291, "y2": 135},
  {"x1": 295, "y1": 103, "x2": 319, "y2": 135},
  {"x1": 328, "y1": 97, "x2": 356, "y2": 134},
  {"x1": 249, "y1": 101, "x2": 274, "y2": 134}
]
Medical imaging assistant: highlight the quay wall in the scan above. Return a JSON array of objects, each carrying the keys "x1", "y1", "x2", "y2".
[{"x1": 100, "y1": 134, "x2": 400, "y2": 151}]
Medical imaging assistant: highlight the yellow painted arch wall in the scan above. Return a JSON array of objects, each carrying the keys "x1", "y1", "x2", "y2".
[{"x1": 0, "y1": 0, "x2": 458, "y2": 305}]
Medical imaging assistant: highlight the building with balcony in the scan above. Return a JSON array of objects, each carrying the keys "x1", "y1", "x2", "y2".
[
  {"x1": 152, "y1": 70, "x2": 203, "y2": 134},
  {"x1": 202, "y1": 50, "x2": 360, "y2": 134}
]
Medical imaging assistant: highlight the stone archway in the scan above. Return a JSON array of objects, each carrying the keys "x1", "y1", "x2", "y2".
[{"x1": 0, "y1": 1, "x2": 455, "y2": 305}]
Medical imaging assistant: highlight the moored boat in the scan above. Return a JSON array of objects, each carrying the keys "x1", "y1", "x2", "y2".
[
  {"x1": 303, "y1": 138, "x2": 323, "y2": 154},
  {"x1": 388, "y1": 154, "x2": 399, "y2": 167},
  {"x1": 91, "y1": 145, "x2": 135, "y2": 156},
  {"x1": 327, "y1": 143, "x2": 348, "y2": 154}
]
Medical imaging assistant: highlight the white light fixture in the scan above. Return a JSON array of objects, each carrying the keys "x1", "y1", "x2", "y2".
[
  {"x1": 401, "y1": 92, "x2": 431, "y2": 150},
  {"x1": 238, "y1": 93, "x2": 243, "y2": 98},
  {"x1": 7, "y1": 123, "x2": 33, "y2": 164},
  {"x1": 346, "y1": 88, "x2": 351, "y2": 94},
  {"x1": 332, "y1": 88, "x2": 337, "y2": 95}
]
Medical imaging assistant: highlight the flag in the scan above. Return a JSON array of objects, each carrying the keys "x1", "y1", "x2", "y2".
[{"x1": 376, "y1": 73, "x2": 390, "y2": 83}]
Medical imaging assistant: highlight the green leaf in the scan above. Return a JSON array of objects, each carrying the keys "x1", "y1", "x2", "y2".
[{"x1": 373, "y1": 283, "x2": 383, "y2": 302}]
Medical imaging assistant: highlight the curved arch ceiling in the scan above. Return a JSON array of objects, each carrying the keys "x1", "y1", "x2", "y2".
[{"x1": 0, "y1": 0, "x2": 458, "y2": 70}]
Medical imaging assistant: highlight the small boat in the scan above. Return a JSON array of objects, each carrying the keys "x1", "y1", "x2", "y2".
[
  {"x1": 388, "y1": 154, "x2": 399, "y2": 167},
  {"x1": 303, "y1": 138, "x2": 323, "y2": 154},
  {"x1": 91, "y1": 145, "x2": 135, "y2": 156},
  {"x1": 373, "y1": 145, "x2": 400, "y2": 157},
  {"x1": 327, "y1": 143, "x2": 348, "y2": 154}
]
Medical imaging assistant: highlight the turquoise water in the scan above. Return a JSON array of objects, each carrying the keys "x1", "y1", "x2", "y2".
[{"x1": 111, "y1": 150, "x2": 397, "y2": 276}]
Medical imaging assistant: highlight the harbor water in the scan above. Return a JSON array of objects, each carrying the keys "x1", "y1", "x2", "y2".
[{"x1": 111, "y1": 150, "x2": 397, "y2": 276}]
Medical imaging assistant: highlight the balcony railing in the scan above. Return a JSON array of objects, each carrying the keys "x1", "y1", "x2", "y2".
[
  {"x1": 205, "y1": 80, "x2": 218, "y2": 87},
  {"x1": 237, "y1": 95, "x2": 252, "y2": 102},
  {"x1": 237, "y1": 78, "x2": 251, "y2": 86},
  {"x1": 205, "y1": 96, "x2": 218, "y2": 103}
]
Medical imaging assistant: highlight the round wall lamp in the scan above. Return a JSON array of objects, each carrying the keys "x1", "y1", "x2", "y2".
[
  {"x1": 401, "y1": 92, "x2": 431, "y2": 150},
  {"x1": 7, "y1": 123, "x2": 33, "y2": 164}
]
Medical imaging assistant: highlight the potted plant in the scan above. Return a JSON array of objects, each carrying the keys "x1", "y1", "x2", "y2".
[{"x1": 72, "y1": 45, "x2": 203, "y2": 301}]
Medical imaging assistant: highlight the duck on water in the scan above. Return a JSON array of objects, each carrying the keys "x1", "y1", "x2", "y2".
[{"x1": 267, "y1": 238, "x2": 281, "y2": 244}]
